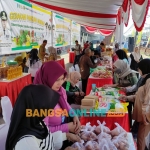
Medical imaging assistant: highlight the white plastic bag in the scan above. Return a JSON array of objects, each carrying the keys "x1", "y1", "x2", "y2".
[
  {"x1": 97, "y1": 121, "x2": 112, "y2": 142},
  {"x1": 99, "y1": 139, "x2": 117, "y2": 150},
  {"x1": 112, "y1": 132, "x2": 129, "y2": 150},
  {"x1": 94, "y1": 120, "x2": 110, "y2": 135},
  {"x1": 110, "y1": 122, "x2": 126, "y2": 136},
  {"x1": 99, "y1": 139, "x2": 110, "y2": 150},
  {"x1": 71, "y1": 140, "x2": 85, "y2": 150},
  {"x1": 81, "y1": 122, "x2": 96, "y2": 132},
  {"x1": 85, "y1": 141, "x2": 99, "y2": 150},
  {"x1": 80, "y1": 125, "x2": 97, "y2": 142}
]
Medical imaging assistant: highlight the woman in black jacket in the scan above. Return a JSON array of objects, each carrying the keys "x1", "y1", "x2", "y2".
[{"x1": 130, "y1": 47, "x2": 143, "y2": 71}]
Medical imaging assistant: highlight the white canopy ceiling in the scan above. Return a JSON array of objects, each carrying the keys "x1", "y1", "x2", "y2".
[
  {"x1": 29, "y1": 0, "x2": 124, "y2": 30},
  {"x1": 29, "y1": 0, "x2": 150, "y2": 33}
]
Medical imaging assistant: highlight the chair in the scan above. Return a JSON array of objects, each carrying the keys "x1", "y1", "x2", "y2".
[{"x1": 0, "y1": 96, "x2": 13, "y2": 150}]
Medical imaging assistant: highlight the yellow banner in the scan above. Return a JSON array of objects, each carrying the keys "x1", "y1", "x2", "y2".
[
  {"x1": 136, "y1": 31, "x2": 143, "y2": 45},
  {"x1": 32, "y1": 5, "x2": 51, "y2": 15}
]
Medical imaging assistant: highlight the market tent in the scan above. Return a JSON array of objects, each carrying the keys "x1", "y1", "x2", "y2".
[
  {"x1": 29, "y1": 0, "x2": 123, "y2": 31},
  {"x1": 29, "y1": 0, "x2": 149, "y2": 45}
]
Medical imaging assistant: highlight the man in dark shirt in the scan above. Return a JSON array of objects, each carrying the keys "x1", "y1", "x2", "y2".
[{"x1": 79, "y1": 48, "x2": 98, "y2": 93}]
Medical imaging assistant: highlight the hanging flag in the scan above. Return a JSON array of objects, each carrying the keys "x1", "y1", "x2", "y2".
[
  {"x1": 131, "y1": 29, "x2": 136, "y2": 37},
  {"x1": 111, "y1": 34, "x2": 114, "y2": 43}
]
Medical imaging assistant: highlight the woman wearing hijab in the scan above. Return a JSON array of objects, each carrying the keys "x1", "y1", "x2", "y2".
[
  {"x1": 62, "y1": 71, "x2": 85, "y2": 105},
  {"x1": 103, "y1": 59, "x2": 138, "y2": 88},
  {"x1": 113, "y1": 49, "x2": 129, "y2": 83},
  {"x1": 115, "y1": 49, "x2": 129, "y2": 64},
  {"x1": 33, "y1": 61, "x2": 80, "y2": 148},
  {"x1": 26, "y1": 49, "x2": 42, "y2": 82},
  {"x1": 118, "y1": 59, "x2": 150, "y2": 150},
  {"x1": 130, "y1": 46, "x2": 143, "y2": 71},
  {"x1": 104, "y1": 60, "x2": 138, "y2": 131},
  {"x1": 48, "y1": 46, "x2": 57, "y2": 61},
  {"x1": 6, "y1": 85, "x2": 80, "y2": 150}
]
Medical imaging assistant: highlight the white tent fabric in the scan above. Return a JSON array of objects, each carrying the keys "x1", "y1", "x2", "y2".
[
  {"x1": 0, "y1": 96, "x2": 13, "y2": 150},
  {"x1": 29, "y1": 0, "x2": 123, "y2": 30},
  {"x1": 29, "y1": 0, "x2": 149, "y2": 36},
  {"x1": 131, "y1": 0, "x2": 149, "y2": 31}
]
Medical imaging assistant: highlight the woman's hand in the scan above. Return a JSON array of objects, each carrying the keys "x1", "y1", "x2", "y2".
[
  {"x1": 66, "y1": 133, "x2": 81, "y2": 143},
  {"x1": 103, "y1": 84, "x2": 111, "y2": 89},
  {"x1": 68, "y1": 122, "x2": 80, "y2": 134},
  {"x1": 65, "y1": 147, "x2": 78, "y2": 150},
  {"x1": 73, "y1": 116, "x2": 81, "y2": 133},
  {"x1": 142, "y1": 114, "x2": 149, "y2": 125},
  {"x1": 118, "y1": 95, "x2": 127, "y2": 102},
  {"x1": 74, "y1": 92, "x2": 80, "y2": 96},
  {"x1": 120, "y1": 87, "x2": 127, "y2": 93},
  {"x1": 80, "y1": 92, "x2": 85, "y2": 96}
]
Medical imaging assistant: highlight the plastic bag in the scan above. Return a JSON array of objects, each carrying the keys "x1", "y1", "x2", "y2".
[
  {"x1": 97, "y1": 131, "x2": 112, "y2": 141},
  {"x1": 94, "y1": 120, "x2": 110, "y2": 135},
  {"x1": 71, "y1": 140, "x2": 85, "y2": 150},
  {"x1": 99, "y1": 138, "x2": 117, "y2": 150},
  {"x1": 81, "y1": 122, "x2": 96, "y2": 132},
  {"x1": 110, "y1": 122, "x2": 126, "y2": 136},
  {"x1": 80, "y1": 130, "x2": 97, "y2": 141},
  {"x1": 85, "y1": 141, "x2": 99, "y2": 150},
  {"x1": 97, "y1": 121, "x2": 112, "y2": 142},
  {"x1": 112, "y1": 132, "x2": 129, "y2": 150},
  {"x1": 145, "y1": 132, "x2": 150, "y2": 149}
]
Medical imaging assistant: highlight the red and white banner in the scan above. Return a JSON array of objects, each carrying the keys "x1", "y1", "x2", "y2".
[{"x1": 131, "y1": 0, "x2": 149, "y2": 31}]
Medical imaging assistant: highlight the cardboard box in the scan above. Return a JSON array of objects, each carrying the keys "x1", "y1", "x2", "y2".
[
  {"x1": 84, "y1": 95, "x2": 99, "y2": 101},
  {"x1": 81, "y1": 99, "x2": 95, "y2": 106},
  {"x1": 81, "y1": 105, "x2": 95, "y2": 112}
]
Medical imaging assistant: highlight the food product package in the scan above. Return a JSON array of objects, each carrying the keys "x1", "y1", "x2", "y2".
[
  {"x1": 71, "y1": 140, "x2": 85, "y2": 150},
  {"x1": 112, "y1": 132, "x2": 129, "y2": 150},
  {"x1": 99, "y1": 139, "x2": 117, "y2": 150},
  {"x1": 99, "y1": 102, "x2": 110, "y2": 112},
  {"x1": 80, "y1": 130, "x2": 97, "y2": 141},
  {"x1": 80, "y1": 105, "x2": 95, "y2": 112},
  {"x1": 81, "y1": 99, "x2": 95, "y2": 106},
  {"x1": 85, "y1": 141, "x2": 99, "y2": 150},
  {"x1": 110, "y1": 122, "x2": 126, "y2": 136},
  {"x1": 81, "y1": 122, "x2": 96, "y2": 132},
  {"x1": 84, "y1": 95, "x2": 99, "y2": 101},
  {"x1": 95, "y1": 120, "x2": 111, "y2": 136}
]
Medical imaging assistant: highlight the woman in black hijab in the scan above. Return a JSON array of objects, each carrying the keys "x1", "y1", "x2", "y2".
[
  {"x1": 6, "y1": 85, "x2": 79, "y2": 150},
  {"x1": 119, "y1": 59, "x2": 150, "y2": 150}
]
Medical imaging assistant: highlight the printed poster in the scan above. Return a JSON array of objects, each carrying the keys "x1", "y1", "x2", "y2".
[
  {"x1": 71, "y1": 21, "x2": 80, "y2": 45},
  {"x1": 0, "y1": 0, "x2": 52, "y2": 54},
  {"x1": 53, "y1": 13, "x2": 71, "y2": 47}
]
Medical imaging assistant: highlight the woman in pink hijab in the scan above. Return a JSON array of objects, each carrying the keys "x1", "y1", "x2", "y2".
[{"x1": 34, "y1": 61, "x2": 80, "y2": 135}]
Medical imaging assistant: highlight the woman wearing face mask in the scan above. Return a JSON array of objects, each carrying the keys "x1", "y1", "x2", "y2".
[
  {"x1": 62, "y1": 71, "x2": 85, "y2": 105},
  {"x1": 130, "y1": 47, "x2": 143, "y2": 71},
  {"x1": 5, "y1": 85, "x2": 80, "y2": 150},
  {"x1": 34, "y1": 61, "x2": 81, "y2": 148},
  {"x1": 118, "y1": 59, "x2": 150, "y2": 150}
]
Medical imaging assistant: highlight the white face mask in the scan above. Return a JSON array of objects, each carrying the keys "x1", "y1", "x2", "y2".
[
  {"x1": 114, "y1": 68, "x2": 121, "y2": 74},
  {"x1": 94, "y1": 59, "x2": 98, "y2": 63}
]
